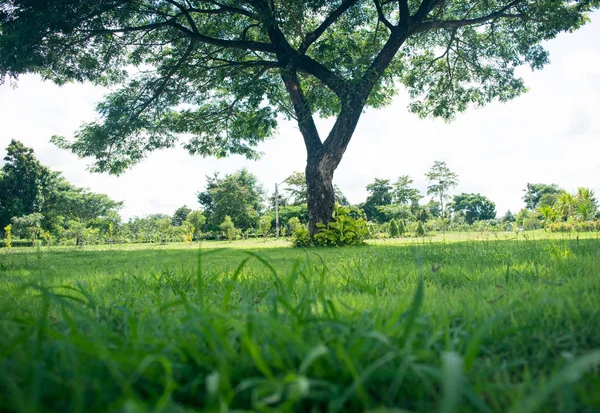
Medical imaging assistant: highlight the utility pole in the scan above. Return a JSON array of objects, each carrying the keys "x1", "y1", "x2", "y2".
[
  {"x1": 274, "y1": 179, "x2": 285, "y2": 240},
  {"x1": 527, "y1": 183, "x2": 535, "y2": 210},
  {"x1": 275, "y1": 182, "x2": 280, "y2": 240}
]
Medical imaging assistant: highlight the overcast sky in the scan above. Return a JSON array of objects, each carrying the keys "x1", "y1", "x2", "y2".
[{"x1": 1, "y1": 13, "x2": 599, "y2": 221}]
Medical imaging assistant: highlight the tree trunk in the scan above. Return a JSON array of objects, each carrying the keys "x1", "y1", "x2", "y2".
[{"x1": 306, "y1": 154, "x2": 336, "y2": 236}]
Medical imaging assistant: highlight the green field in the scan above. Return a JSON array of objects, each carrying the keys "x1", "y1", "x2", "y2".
[{"x1": 1, "y1": 234, "x2": 600, "y2": 412}]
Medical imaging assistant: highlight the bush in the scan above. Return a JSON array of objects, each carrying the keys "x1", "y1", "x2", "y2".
[
  {"x1": 548, "y1": 222, "x2": 574, "y2": 233},
  {"x1": 313, "y1": 204, "x2": 368, "y2": 247},
  {"x1": 0, "y1": 239, "x2": 33, "y2": 248},
  {"x1": 416, "y1": 221, "x2": 425, "y2": 237},
  {"x1": 575, "y1": 221, "x2": 600, "y2": 232},
  {"x1": 287, "y1": 217, "x2": 301, "y2": 237},
  {"x1": 389, "y1": 219, "x2": 399, "y2": 238},
  {"x1": 292, "y1": 226, "x2": 312, "y2": 247},
  {"x1": 397, "y1": 219, "x2": 405, "y2": 236}
]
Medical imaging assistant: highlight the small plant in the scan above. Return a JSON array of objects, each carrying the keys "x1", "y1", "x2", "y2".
[
  {"x1": 292, "y1": 226, "x2": 312, "y2": 247},
  {"x1": 313, "y1": 204, "x2": 368, "y2": 247},
  {"x1": 389, "y1": 219, "x2": 399, "y2": 238},
  {"x1": 416, "y1": 221, "x2": 425, "y2": 237},
  {"x1": 4, "y1": 224, "x2": 12, "y2": 249}
]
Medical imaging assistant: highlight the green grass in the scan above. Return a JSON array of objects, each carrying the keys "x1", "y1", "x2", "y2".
[{"x1": 1, "y1": 234, "x2": 599, "y2": 412}]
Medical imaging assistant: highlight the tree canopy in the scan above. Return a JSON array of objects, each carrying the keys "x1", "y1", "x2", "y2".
[
  {"x1": 1, "y1": 0, "x2": 597, "y2": 234},
  {"x1": 450, "y1": 193, "x2": 496, "y2": 224},
  {"x1": 522, "y1": 183, "x2": 562, "y2": 209},
  {"x1": 0, "y1": 140, "x2": 122, "y2": 231},
  {"x1": 198, "y1": 168, "x2": 264, "y2": 231},
  {"x1": 425, "y1": 161, "x2": 458, "y2": 219}
]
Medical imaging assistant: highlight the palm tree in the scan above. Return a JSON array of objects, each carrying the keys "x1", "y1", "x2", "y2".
[
  {"x1": 575, "y1": 187, "x2": 597, "y2": 222},
  {"x1": 556, "y1": 192, "x2": 576, "y2": 221},
  {"x1": 538, "y1": 205, "x2": 556, "y2": 229}
]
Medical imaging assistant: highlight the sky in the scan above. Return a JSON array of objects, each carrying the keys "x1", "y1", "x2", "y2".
[{"x1": 1, "y1": 13, "x2": 599, "y2": 221}]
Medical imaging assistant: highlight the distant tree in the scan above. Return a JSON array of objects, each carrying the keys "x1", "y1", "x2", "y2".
[
  {"x1": 283, "y1": 171, "x2": 347, "y2": 207},
  {"x1": 11, "y1": 213, "x2": 43, "y2": 245},
  {"x1": 185, "y1": 210, "x2": 206, "y2": 241},
  {"x1": 363, "y1": 179, "x2": 393, "y2": 222},
  {"x1": 334, "y1": 185, "x2": 350, "y2": 206},
  {"x1": 277, "y1": 204, "x2": 309, "y2": 226},
  {"x1": 0, "y1": 140, "x2": 50, "y2": 228},
  {"x1": 416, "y1": 200, "x2": 442, "y2": 222},
  {"x1": 426, "y1": 161, "x2": 458, "y2": 220},
  {"x1": 450, "y1": 193, "x2": 496, "y2": 224},
  {"x1": 156, "y1": 217, "x2": 174, "y2": 244},
  {"x1": 377, "y1": 204, "x2": 414, "y2": 222},
  {"x1": 575, "y1": 187, "x2": 597, "y2": 222},
  {"x1": 219, "y1": 216, "x2": 237, "y2": 242},
  {"x1": 501, "y1": 210, "x2": 516, "y2": 223},
  {"x1": 198, "y1": 169, "x2": 263, "y2": 231},
  {"x1": 397, "y1": 219, "x2": 405, "y2": 236},
  {"x1": 0, "y1": 140, "x2": 122, "y2": 232},
  {"x1": 516, "y1": 208, "x2": 540, "y2": 230},
  {"x1": 538, "y1": 205, "x2": 556, "y2": 228},
  {"x1": 416, "y1": 221, "x2": 425, "y2": 237},
  {"x1": 392, "y1": 175, "x2": 422, "y2": 205},
  {"x1": 259, "y1": 215, "x2": 272, "y2": 240},
  {"x1": 283, "y1": 172, "x2": 307, "y2": 206},
  {"x1": 389, "y1": 219, "x2": 399, "y2": 238},
  {"x1": 556, "y1": 192, "x2": 576, "y2": 221},
  {"x1": 286, "y1": 217, "x2": 301, "y2": 237},
  {"x1": 522, "y1": 184, "x2": 562, "y2": 210},
  {"x1": 172, "y1": 205, "x2": 192, "y2": 226}
]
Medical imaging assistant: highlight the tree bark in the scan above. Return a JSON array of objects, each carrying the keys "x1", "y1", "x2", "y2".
[
  {"x1": 304, "y1": 104, "x2": 363, "y2": 236},
  {"x1": 306, "y1": 153, "x2": 336, "y2": 236}
]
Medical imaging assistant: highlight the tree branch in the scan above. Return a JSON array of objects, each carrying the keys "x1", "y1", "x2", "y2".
[
  {"x1": 298, "y1": 0, "x2": 359, "y2": 54},
  {"x1": 189, "y1": 1, "x2": 256, "y2": 18},
  {"x1": 280, "y1": 70, "x2": 323, "y2": 156},
  {"x1": 412, "y1": 0, "x2": 442, "y2": 23},
  {"x1": 130, "y1": 41, "x2": 196, "y2": 120},
  {"x1": 413, "y1": 0, "x2": 525, "y2": 34},
  {"x1": 374, "y1": 0, "x2": 395, "y2": 31}
]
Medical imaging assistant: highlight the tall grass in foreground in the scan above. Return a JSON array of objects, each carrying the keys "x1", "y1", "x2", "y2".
[{"x1": 0, "y1": 238, "x2": 599, "y2": 412}]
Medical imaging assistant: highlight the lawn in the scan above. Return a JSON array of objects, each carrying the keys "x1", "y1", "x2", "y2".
[{"x1": 1, "y1": 234, "x2": 599, "y2": 412}]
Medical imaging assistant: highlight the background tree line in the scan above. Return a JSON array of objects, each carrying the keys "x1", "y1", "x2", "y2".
[{"x1": 2, "y1": 141, "x2": 599, "y2": 247}]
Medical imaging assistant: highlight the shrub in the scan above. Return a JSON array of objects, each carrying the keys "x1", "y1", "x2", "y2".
[
  {"x1": 389, "y1": 219, "x2": 399, "y2": 238},
  {"x1": 287, "y1": 217, "x2": 301, "y2": 237},
  {"x1": 548, "y1": 222, "x2": 574, "y2": 233},
  {"x1": 397, "y1": 219, "x2": 405, "y2": 236},
  {"x1": 575, "y1": 221, "x2": 600, "y2": 232},
  {"x1": 313, "y1": 204, "x2": 368, "y2": 247},
  {"x1": 292, "y1": 226, "x2": 312, "y2": 247},
  {"x1": 416, "y1": 221, "x2": 425, "y2": 237},
  {"x1": 219, "y1": 216, "x2": 239, "y2": 241}
]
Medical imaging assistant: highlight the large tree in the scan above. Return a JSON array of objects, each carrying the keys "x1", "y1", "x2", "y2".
[
  {"x1": 1, "y1": 1, "x2": 596, "y2": 235},
  {"x1": 450, "y1": 193, "x2": 496, "y2": 224},
  {"x1": 522, "y1": 183, "x2": 562, "y2": 210},
  {"x1": 0, "y1": 139, "x2": 50, "y2": 227},
  {"x1": 425, "y1": 161, "x2": 458, "y2": 219},
  {"x1": 198, "y1": 168, "x2": 264, "y2": 231},
  {"x1": 363, "y1": 178, "x2": 393, "y2": 222}
]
